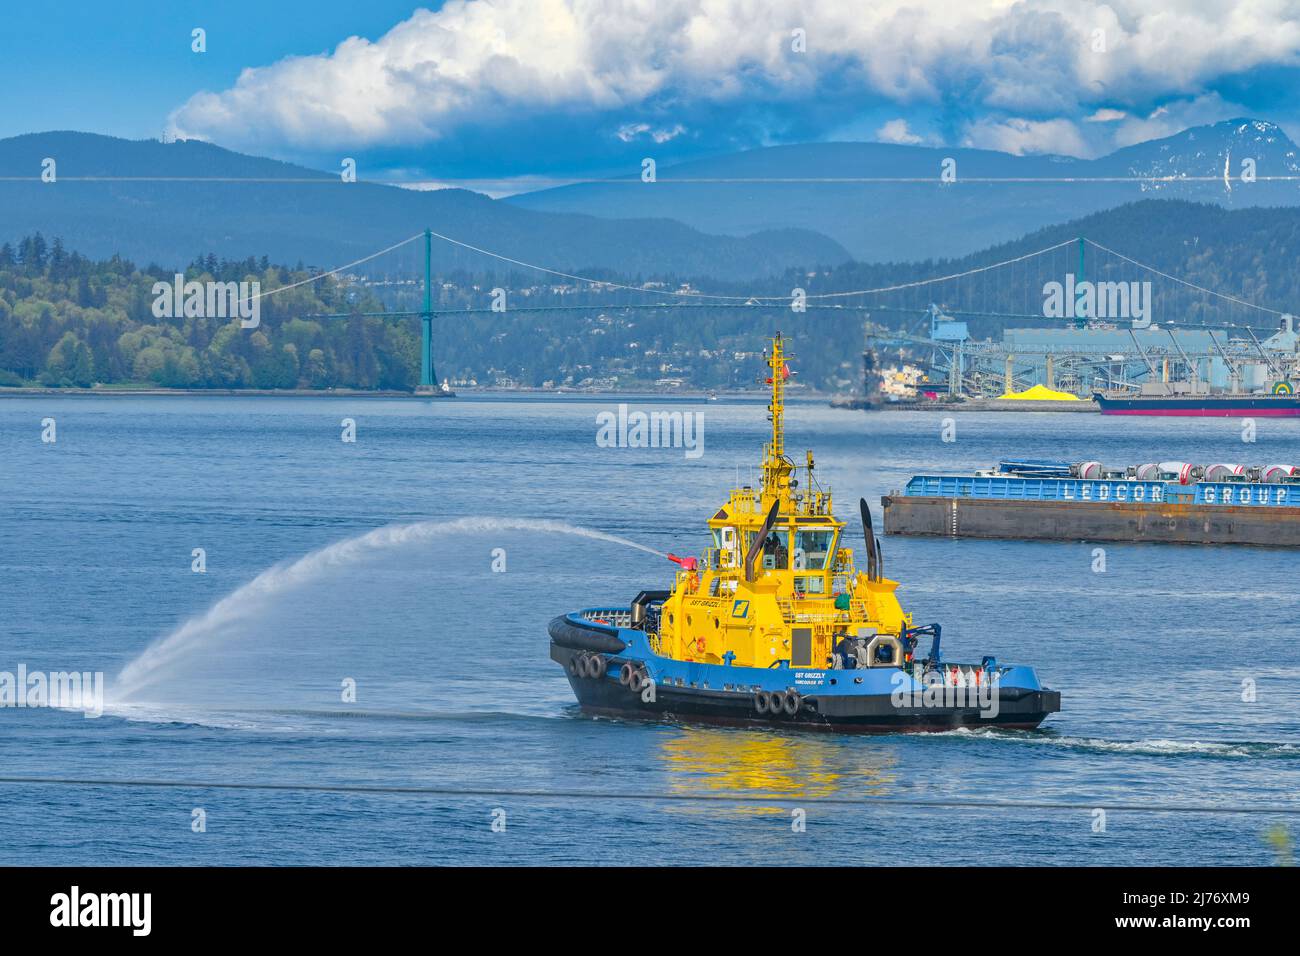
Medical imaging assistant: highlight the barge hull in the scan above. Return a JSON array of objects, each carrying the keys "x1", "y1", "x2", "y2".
[
  {"x1": 1099, "y1": 406, "x2": 1300, "y2": 417},
  {"x1": 882, "y1": 494, "x2": 1300, "y2": 546},
  {"x1": 1093, "y1": 393, "x2": 1300, "y2": 416}
]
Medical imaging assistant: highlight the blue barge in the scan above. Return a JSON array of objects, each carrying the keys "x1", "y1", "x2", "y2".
[{"x1": 882, "y1": 458, "x2": 1300, "y2": 546}]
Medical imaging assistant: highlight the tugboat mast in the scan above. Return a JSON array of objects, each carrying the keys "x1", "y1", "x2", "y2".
[{"x1": 761, "y1": 333, "x2": 794, "y2": 509}]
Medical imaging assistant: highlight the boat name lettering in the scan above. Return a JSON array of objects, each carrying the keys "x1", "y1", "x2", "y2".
[
  {"x1": 1062, "y1": 480, "x2": 1162, "y2": 502},
  {"x1": 1199, "y1": 484, "x2": 1289, "y2": 506}
]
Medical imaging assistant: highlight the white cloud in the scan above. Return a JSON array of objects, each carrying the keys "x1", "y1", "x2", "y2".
[
  {"x1": 1111, "y1": 93, "x2": 1249, "y2": 147},
  {"x1": 875, "y1": 119, "x2": 923, "y2": 145},
  {"x1": 962, "y1": 117, "x2": 1091, "y2": 156},
  {"x1": 167, "y1": 0, "x2": 1300, "y2": 156},
  {"x1": 1086, "y1": 109, "x2": 1128, "y2": 123},
  {"x1": 617, "y1": 121, "x2": 686, "y2": 143},
  {"x1": 617, "y1": 122, "x2": 651, "y2": 143}
]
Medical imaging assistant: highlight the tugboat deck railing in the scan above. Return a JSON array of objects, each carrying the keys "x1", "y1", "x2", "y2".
[
  {"x1": 775, "y1": 598, "x2": 870, "y2": 624},
  {"x1": 580, "y1": 608, "x2": 633, "y2": 628}
]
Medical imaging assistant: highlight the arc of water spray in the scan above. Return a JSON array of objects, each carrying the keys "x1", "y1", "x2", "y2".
[{"x1": 113, "y1": 517, "x2": 667, "y2": 701}]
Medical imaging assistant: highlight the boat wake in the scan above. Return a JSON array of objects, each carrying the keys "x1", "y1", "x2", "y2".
[
  {"x1": 96, "y1": 701, "x2": 572, "y2": 733},
  {"x1": 111, "y1": 516, "x2": 667, "y2": 705},
  {"x1": 942, "y1": 727, "x2": 1300, "y2": 759},
  {"x1": 909, "y1": 581, "x2": 1300, "y2": 604}
]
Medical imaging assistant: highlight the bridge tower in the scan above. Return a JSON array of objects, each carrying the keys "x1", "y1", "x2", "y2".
[
  {"x1": 415, "y1": 228, "x2": 454, "y2": 397},
  {"x1": 1075, "y1": 235, "x2": 1087, "y2": 330}
]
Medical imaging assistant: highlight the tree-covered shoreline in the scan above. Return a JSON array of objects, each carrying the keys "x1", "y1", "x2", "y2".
[{"x1": 0, "y1": 235, "x2": 419, "y2": 391}]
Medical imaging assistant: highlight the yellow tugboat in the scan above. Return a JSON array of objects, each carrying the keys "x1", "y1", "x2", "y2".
[{"x1": 549, "y1": 333, "x2": 1060, "y2": 731}]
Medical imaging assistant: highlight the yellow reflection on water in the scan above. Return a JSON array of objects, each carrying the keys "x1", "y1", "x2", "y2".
[{"x1": 658, "y1": 726, "x2": 898, "y2": 816}]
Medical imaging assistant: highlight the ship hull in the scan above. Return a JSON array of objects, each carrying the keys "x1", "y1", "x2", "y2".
[
  {"x1": 1093, "y1": 392, "x2": 1300, "y2": 416},
  {"x1": 883, "y1": 494, "x2": 1300, "y2": 547},
  {"x1": 549, "y1": 620, "x2": 1059, "y2": 734}
]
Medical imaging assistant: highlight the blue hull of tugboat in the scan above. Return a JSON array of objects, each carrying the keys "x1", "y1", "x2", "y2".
[{"x1": 549, "y1": 612, "x2": 1060, "y2": 733}]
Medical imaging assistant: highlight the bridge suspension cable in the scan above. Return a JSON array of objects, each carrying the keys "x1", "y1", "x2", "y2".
[
  {"x1": 803, "y1": 238, "x2": 1078, "y2": 300},
  {"x1": 418, "y1": 227, "x2": 1080, "y2": 303},
  {"x1": 420, "y1": 227, "x2": 744, "y2": 300},
  {"x1": 238, "y1": 232, "x2": 425, "y2": 306},
  {"x1": 244, "y1": 225, "x2": 1288, "y2": 323},
  {"x1": 1084, "y1": 238, "x2": 1286, "y2": 316}
]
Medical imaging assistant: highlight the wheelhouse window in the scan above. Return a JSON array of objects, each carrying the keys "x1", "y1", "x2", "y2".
[
  {"x1": 759, "y1": 530, "x2": 789, "y2": 569},
  {"x1": 793, "y1": 528, "x2": 836, "y2": 570}
]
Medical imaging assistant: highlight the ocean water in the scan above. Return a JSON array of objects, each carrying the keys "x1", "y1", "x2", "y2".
[{"x1": 1, "y1": 393, "x2": 1298, "y2": 865}]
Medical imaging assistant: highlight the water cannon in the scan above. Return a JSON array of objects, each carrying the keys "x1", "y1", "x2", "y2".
[{"x1": 667, "y1": 554, "x2": 698, "y2": 571}]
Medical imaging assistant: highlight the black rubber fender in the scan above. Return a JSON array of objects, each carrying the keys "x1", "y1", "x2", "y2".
[{"x1": 548, "y1": 615, "x2": 629, "y2": 654}]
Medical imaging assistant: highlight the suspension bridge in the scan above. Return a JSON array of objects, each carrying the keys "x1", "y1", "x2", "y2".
[{"x1": 247, "y1": 226, "x2": 1299, "y2": 398}]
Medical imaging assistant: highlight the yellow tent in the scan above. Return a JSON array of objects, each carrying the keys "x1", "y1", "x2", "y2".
[{"x1": 997, "y1": 383, "x2": 1081, "y2": 401}]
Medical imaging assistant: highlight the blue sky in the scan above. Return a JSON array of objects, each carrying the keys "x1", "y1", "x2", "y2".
[
  {"x1": 0, "y1": 1, "x2": 432, "y2": 140},
  {"x1": 5, "y1": 1, "x2": 1300, "y2": 186}
]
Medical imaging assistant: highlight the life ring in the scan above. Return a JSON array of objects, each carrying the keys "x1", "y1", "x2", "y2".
[
  {"x1": 783, "y1": 691, "x2": 801, "y2": 716},
  {"x1": 694, "y1": 637, "x2": 706, "y2": 655}
]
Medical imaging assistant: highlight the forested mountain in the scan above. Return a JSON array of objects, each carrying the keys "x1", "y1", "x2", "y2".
[
  {"x1": 785, "y1": 198, "x2": 1300, "y2": 340},
  {"x1": 510, "y1": 118, "x2": 1300, "y2": 262},
  {"x1": 0, "y1": 132, "x2": 848, "y2": 281},
  {"x1": 3, "y1": 199, "x2": 1299, "y2": 392}
]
